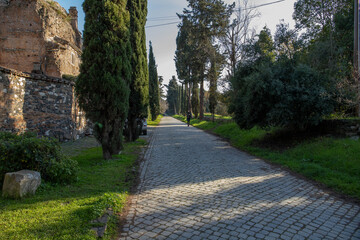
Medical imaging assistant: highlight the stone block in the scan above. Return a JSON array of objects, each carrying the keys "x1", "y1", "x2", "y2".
[{"x1": 2, "y1": 170, "x2": 41, "y2": 198}]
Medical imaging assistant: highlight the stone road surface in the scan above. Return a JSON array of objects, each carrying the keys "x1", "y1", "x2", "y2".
[{"x1": 119, "y1": 116, "x2": 360, "y2": 240}]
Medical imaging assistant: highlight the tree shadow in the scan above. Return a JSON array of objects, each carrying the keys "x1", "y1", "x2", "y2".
[{"x1": 121, "y1": 116, "x2": 360, "y2": 239}]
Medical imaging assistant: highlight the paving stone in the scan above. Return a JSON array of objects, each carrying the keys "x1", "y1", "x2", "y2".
[
  {"x1": 208, "y1": 235, "x2": 219, "y2": 240},
  {"x1": 119, "y1": 117, "x2": 360, "y2": 240},
  {"x1": 167, "y1": 233, "x2": 179, "y2": 239}
]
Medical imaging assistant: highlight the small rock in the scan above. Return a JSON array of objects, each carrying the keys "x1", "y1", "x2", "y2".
[
  {"x1": 91, "y1": 225, "x2": 107, "y2": 238},
  {"x1": 98, "y1": 214, "x2": 109, "y2": 224},
  {"x1": 97, "y1": 225, "x2": 107, "y2": 238}
]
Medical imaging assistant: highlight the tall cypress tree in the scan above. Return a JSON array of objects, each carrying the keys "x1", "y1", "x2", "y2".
[
  {"x1": 127, "y1": 0, "x2": 149, "y2": 141},
  {"x1": 166, "y1": 76, "x2": 180, "y2": 115},
  {"x1": 76, "y1": 0, "x2": 131, "y2": 160},
  {"x1": 148, "y1": 41, "x2": 160, "y2": 120}
]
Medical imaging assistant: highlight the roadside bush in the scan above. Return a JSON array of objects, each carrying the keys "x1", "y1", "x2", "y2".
[
  {"x1": 0, "y1": 132, "x2": 78, "y2": 187},
  {"x1": 230, "y1": 25, "x2": 335, "y2": 130},
  {"x1": 268, "y1": 64, "x2": 334, "y2": 129},
  {"x1": 231, "y1": 61, "x2": 334, "y2": 130}
]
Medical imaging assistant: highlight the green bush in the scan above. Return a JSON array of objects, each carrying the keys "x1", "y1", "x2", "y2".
[
  {"x1": 230, "y1": 26, "x2": 335, "y2": 130},
  {"x1": 0, "y1": 132, "x2": 78, "y2": 186},
  {"x1": 231, "y1": 62, "x2": 334, "y2": 130}
]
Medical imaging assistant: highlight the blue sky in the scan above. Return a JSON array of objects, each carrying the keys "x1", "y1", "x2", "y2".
[{"x1": 56, "y1": 0, "x2": 295, "y2": 85}]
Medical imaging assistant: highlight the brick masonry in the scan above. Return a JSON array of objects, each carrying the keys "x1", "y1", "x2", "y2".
[
  {"x1": 0, "y1": 66, "x2": 89, "y2": 141},
  {"x1": 0, "y1": 0, "x2": 82, "y2": 78}
]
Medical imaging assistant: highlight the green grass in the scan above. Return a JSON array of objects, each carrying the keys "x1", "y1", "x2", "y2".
[
  {"x1": 148, "y1": 114, "x2": 163, "y2": 126},
  {"x1": 0, "y1": 139, "x2": 146, "y2": 240},
  {"x1": 174, "y1": 115, "x2": 360, "y2": 200},
  {"x1": 173, "y1": 115, "x2": 221, "y2": 130},
  {"x1": 272, "y1": 138, "x2": 360, "y2": 197},
  {"x1": 204, "y1": 113, "x2": 232, "y2": 120}
]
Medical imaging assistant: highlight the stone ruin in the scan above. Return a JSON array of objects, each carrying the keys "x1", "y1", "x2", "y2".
[
  {"x1": 0, "y1": 0, "x2": 90, "y2": 141},
  {"x1": 0, "y1": 66, "x2": 90, "y2": 141},
  {"x1": 0, "y1": 0, "x2": 82, "y2": 78}
]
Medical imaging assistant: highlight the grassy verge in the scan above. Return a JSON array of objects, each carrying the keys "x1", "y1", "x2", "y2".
[
  {"x1": 0, "y1": 139, "x2": 146, "y2": 240},
  {"x1": 173, "y1": 115, "x2": 360, "y2": 200},
  {"x1": 147, "y1": 114, "x2": 163, "y2": 126},
  {"x1": 204, "y1": 113, "x2": 232, "y2": 120}
]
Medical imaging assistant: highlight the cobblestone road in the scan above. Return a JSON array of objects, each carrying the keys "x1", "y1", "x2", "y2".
[{"x1": 119, "y1": 117, "x2": 360, "y2": 240}]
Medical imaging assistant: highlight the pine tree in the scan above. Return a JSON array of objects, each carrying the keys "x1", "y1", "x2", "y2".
[
  {"x1": 179, "y1": 0, "x2": 233, "y2": 119},
  {"x1": 148, "y1": 41, "x2": 160, "y2": 121},
  {"x1": 127, "y1": 0, "x2": 149, "y2": 141},
  {"x1": 76, "y1": 0, "x2": 131, "y2": 160},
  {"x1": 175, "y1": 17, "x2": 193, "y2": 113}
]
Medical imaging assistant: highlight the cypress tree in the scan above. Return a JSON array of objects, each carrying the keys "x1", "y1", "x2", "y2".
[
  {"x1": 148, "y1": 41, "x2": 160, "y2": 121},
  {"x1": 166, "y1": 76, "x2": 179, "y2": 115},
  {"x1": 127, "y1": 0, "x2": 149, "y2": 141},
  {"x1": 76, "y1": 0, "x2": 131, "y2": 160}
]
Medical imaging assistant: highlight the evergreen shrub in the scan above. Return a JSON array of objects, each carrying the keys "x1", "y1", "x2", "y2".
[
  {"x1": 0, "y1": 132, "x2": 78, "y2": 187},
  {"x1": 231, "y1": 62, "x2": 334, "y2": 130}
]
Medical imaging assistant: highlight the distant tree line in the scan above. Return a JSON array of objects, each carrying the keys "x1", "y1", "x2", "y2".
[
  {"x1": 76, "y1": 0, "x2": 160, "y2": 160},
  {"x1": 172, "y1": 0, "x2": 358, "y2": 129},
  {"x1": 174, "y1": 0, "x2": 233, "y2": 120}
]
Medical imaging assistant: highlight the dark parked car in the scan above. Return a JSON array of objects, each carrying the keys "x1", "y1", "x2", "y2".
[
  {"x1": 123, "y1": 118, "x2": 147, "y2": 136},
  {"x1": 141, "y1": 118, "x2": 147, "y2": 135}
]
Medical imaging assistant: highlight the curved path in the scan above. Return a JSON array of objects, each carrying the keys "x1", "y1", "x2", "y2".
[{"x1": 120, "y1": 116, "x2": 360, "y2": 240}]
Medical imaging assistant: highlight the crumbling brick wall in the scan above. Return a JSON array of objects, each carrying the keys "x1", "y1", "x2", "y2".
[
  {"x1": 0, "y1": 0, "x2": 82, "y2": 78},
  {"x1": 0, "y1": 66, "x2": 89, "y2": 141}
]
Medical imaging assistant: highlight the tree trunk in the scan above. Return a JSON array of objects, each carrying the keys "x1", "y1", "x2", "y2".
[
  {"x1": 199, "y1": 78, "x2": 204, "y2": 120},
  {"x1": 110, "y1": 119, "x2": 124, "y2": 155},
  {"x1": 126, "y1": 117, "x2": 139, "y2": 142},
  {"x1": 355, "y1": 0, "x2": 360, "y2": 117},
  {"x1": 191, "y1": 83, "x2": 199, "y2": 118},
  {"x1": 100, "y1": 123, "x2": 112, "y2": 160},
  {"x1": 188, "y1": 82, "x2": 192, "y2": 113}
]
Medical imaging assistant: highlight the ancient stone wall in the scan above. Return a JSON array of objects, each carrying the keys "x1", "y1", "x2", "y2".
[
  {"x1": 0, "y1": 66, "x2": 89, "y2": 141},
  {"x1": 0, "y1": 0, "x2": 82, "y2": 78}
]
